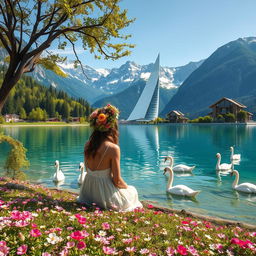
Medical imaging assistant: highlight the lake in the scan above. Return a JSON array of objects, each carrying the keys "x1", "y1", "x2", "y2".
[{"x1": 1, "y1": 124, "x2": 256, "y2": 224}]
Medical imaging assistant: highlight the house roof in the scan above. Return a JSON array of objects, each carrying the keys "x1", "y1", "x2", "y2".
[
  {"x1": 209, "y1": 97, "x2": 246, "y2": 108},
  {"x1": 167, "y1": 110, "x2": 184, "y2": 116}
]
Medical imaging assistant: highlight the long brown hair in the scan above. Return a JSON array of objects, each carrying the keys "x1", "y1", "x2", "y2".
[{"x1": 84, "y1": 122, "x2": 119, "y2": 158}]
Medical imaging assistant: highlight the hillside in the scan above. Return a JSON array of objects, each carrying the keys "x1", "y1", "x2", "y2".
[{"x1": 161, "y1": 37, "x2": 256, "y2": 118}]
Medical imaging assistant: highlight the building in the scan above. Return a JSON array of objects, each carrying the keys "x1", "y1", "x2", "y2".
[
  {"x1": 4, "y1": 114, "x2": 20, "y2": 123},
  {"x1": 166, "y1": 110, "x2": 188, "y2": 123},
  {"x1": 209, "y1": 97, "x2": 253, "y2": 122},
  {"x1": 127, "y1": 55, "x2": 160, "y2": 121}
]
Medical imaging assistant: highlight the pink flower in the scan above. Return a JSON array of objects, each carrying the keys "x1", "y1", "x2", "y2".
[
  {"x1": 0, "y1": 241, "x2": 10, "y2": 256},
  {"x1": 188, "y1": 246, "x2": 199, "y2": 256},
  {"x1": 102, "y1": 222, "x2": 110, "y2": 230},
  {"x1": 166, "y1": 247, "x2": 176, "y2": 256},
  {"x1": 17, "y1": 244, "x2": 28, "y2": 255},
  {"x1": 42, "y1": 253, "x2": 51, "y2": 256},
  {"x1": 177, "y1": 245, "x2": 187, "y2": 255},
  {"x1": 70, "y1": 230, "x2": 89, "y2": 241},
  {"x1": 122, "y1": 238, "x2": 133, "y2": 244},
  {"x1": 147, "y1": 204, "x2": 154, "y2": 209},
  {"x1": 30, "y1": 229, "x2": 41, "y2": 237},
  {"x1": 102, "y1": 246, "x2": 117, "y2": 255},
  {"x1": 125, "y1": 247, "x2": 136, "y2": 252},
  {"x1": 66, "y1": 241, "x2": 75, "y2": 248},
  {"x1": 139, "y1": 248, "x2": 150, "y2": 254},
  {"x1": 77, "y1": 241, "x2": 86, "y2": 250}
]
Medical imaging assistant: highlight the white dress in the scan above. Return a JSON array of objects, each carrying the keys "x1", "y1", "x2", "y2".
[{"x1": 78, "y1": 167, "x2": 143, "y2": 211}]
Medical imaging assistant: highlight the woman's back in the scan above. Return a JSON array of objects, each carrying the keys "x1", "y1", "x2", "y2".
[{"x1": 85, "y1": 141, "x2": 117, "y2": 171}]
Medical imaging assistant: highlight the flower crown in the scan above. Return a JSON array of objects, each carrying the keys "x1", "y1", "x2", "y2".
[{"x1": 89, "y1": 104, "x2": 119, "y2": 132}]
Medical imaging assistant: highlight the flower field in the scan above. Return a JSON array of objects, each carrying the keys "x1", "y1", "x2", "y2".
[{"x1": 0, "y1": 177, "x2": 255, "y2": 256}]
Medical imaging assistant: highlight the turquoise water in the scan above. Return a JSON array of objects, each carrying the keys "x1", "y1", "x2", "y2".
[{"x1": 0, "y1": 124, "x2": 256, "y2": 224}]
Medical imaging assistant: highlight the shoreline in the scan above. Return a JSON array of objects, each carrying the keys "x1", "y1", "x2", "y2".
[
  {"x1": 0, "y1": 123, "x2": 90, "y2": 127},
  {"x1": 9, "y1": 180, "x2": 256, "y2": 230}
]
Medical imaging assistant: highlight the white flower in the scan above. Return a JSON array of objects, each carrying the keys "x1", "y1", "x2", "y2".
[
  {"x1": 46, "y1": 233, "x2": 62, "y2": 244},
  {"x1": 144, "y1": 236, "x2": 151, "y2": 241},
  {"x1": 205, "y1": 234, "x2": 212, "y2": 240},
  {"x1": 32, "y1": 213, "x2": 38, "y2": 217},
  {"x1": 98, "y1": 230, "x2": 107, "y2": 237},
  {"x1": 144, "y1": 221, "x2": 150, "y2": 225}
]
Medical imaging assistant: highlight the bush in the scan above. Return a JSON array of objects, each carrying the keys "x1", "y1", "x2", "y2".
[
  {"x1": 189, "y1": 116, "x2": 212, "y2": 123},
  {"x1": 28, "y1": 107, "x2": 48, "y2": 121},
  {"x1": 224, "y1": 113, "x2": 236, "y2": 123},
  {"x1": 0, "y1": 115, "x2": 5, "y2": 124},
  {"x1": 217, "y1": 114, "x2": 225, "y2": 123},
  {"x1": 237, "y1": 110, "x2": 248, "y2": 122}
]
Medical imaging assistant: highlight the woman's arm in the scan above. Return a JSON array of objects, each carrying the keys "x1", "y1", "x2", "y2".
[{"x1": 111, "y1": 146, "x2": 128, "y2": 189}]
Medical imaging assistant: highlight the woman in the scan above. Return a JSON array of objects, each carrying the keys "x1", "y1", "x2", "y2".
[{"x1": 78, "y1": 104, "x2": 142, "y2": 211}]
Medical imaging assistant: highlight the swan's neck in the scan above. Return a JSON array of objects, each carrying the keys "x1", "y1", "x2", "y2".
[
  {"x1": 167, "y1": 157, "x2": 173, "y2": 168},
  {"x1": 232, "y1": 170, "x2": 239, "y2": 188},
  {"x1": 216, "y1": 156, "x2": 221, "y2": 169},
  {"x1": 230, "y1": 148, "x2": 234, "y2": 157},
  {"x1": 167, "y1": 169, "x2": 174, "y2": 190},
  {"x1": 80, "y1": 167, "x2": 84, "y2": 174},
  {"x1": 56, "y1": 165, "x2": 60, "y2": 173}
]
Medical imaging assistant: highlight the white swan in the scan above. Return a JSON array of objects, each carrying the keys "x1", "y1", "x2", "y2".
[
  {"x1": 216, "y1": 153, "x2": 232, "y2": 171},
  {"x1": 230, "y1": 146, "x2": 241, "y2": 161},
  {"x1": 163, "y1": 167, "x2": 200, "y2": 197},
  {"x1": 164, "y1": 156, "x2": 195, "y2": 172},
  {"x1": 53, "y1": 160, "x2": 65, "y2": 182},
  {"x1": 231, "y1": 169, "x2": 256, "y2": 193},
  {"x1": 78, "y1": 162, "x2": 86, "y2": 185}
]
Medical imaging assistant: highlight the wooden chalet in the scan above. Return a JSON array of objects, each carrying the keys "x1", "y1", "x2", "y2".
[
  {"x1": 209, "y1": 97, "x2": 253, "y2": 122},
  {"x1": 4, "y1": 114, "x2": 20, "y2": 123},
  {"x1": 166, "y1": 110, "x2": 188, "y2": 123}
]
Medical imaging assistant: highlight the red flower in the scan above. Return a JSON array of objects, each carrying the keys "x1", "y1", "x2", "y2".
[
  {"x1": 70, "y1": 230, "x2": 89, "y2": 241},
  {"x1": 177, "y1": 245, "x2": 187, "y2": 255}
]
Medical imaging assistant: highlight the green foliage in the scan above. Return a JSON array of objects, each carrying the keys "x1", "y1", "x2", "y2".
[
  {"x1": 217, "y1": 114, "x2": 225, "y2": 123},
  {"x1": 79, "y1": 117, "x2": 86, "y2": 123},
  {"x1": 0, "y1": 134, "x2": 29, "y2": 180},
  {"x1": 237, "y1": 110, "x2": 248, "y2": 122},
  {"x1": 28, "y1": 107, "x2": 48, "y2": 121},
  {"x1": 224, "y1": 113, "x2": 236, "y2": 123},
  {"x1": 189, "y1": 115, "x2": 213, "y2": 123},
  {"x1": 0, "y1": 70, "x2": 92, "y2": 120},
  {"x1": 0, "y1": 115, "x2": 4, "y2": 124}
]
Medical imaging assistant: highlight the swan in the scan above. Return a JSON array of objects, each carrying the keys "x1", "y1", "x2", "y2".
[
  {"x1": 231, "y1": 169, "x2": 256, "y2": 193},
  {"x1": 216, "y1": 153, "x2": 232, "y2": 171},
  {"x1": 230, "y1": 146, "x2": 241, "y2": 161},
  {"x1": 163, "y1": 167, "x2": 200, "y2": 197},
  {"x1": 164, "y1": 156, "x2": 195, "y2": 172},
  {"x1": 78, "y1": 162, "x2": 86, "y2": 185},
  {"x1": 53, "y1": 160, "x2": 65, "y2": 182}
]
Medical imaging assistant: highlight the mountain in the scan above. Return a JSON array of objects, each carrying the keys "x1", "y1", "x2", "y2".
[
  {"x1": 161, "y1": 37, "x2": 256, "y2": 118},
  {"x1": 0, "y1": 47, "x2": 202, "y2": 106},
  {"x1": 92, "y1": 80, "x2": 177, "y2": 119}
]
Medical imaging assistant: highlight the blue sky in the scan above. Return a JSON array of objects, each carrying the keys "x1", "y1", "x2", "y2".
[{"x1": 51, "y1": 0, "x2": 256, "y2": 69}]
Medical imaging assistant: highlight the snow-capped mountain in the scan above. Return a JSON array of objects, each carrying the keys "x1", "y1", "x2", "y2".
[
  {"x1": 0, "y1": 47, "x2": 203, "y2": 104},
  {"x1": 91, "y1": 60, "x2": 204, "y2": 94}
]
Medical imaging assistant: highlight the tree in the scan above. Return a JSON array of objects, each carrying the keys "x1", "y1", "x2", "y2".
[
  {"x1": 0, "y1": 133, "x2": 29, "y2": 180},
  {"x1": 237, "y1": 110, "x2": 248, "y2": 123},
  {"x1": 224, "y1": 113, "x2": 236, "y2": 123},
  {"x1": 28, "y1": 107, "x2": 48, "y2": 121},
  {"x1": 0, "y1": 0, "x2": 134, "y2": 112}
]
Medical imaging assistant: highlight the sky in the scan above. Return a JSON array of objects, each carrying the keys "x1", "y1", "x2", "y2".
[{"x1": 51, "y1": 0, "x2": 256, "y2": 69}]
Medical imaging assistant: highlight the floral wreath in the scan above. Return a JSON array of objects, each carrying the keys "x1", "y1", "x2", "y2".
[{"x1": 89, "y1": 104, "x2": 119, "y2": 132}]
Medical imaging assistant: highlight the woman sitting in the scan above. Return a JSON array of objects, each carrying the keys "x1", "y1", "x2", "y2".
[{"x1": 77, "y1": 104, "x2": 142, "y2": 211}]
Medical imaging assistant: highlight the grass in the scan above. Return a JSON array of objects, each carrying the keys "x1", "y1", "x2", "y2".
[{"x1": 0, "y1": 177, "x2": 255, "y2": 255}]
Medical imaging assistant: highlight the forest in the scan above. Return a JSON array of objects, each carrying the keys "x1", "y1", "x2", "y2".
[{"x1": 0, "y1": 66, "x2": 92, "y2": 121}]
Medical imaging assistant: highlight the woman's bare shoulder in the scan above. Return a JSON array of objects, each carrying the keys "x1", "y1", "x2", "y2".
[{"x1": 105, "y1": 142, "x2": 120, "y2": 153}]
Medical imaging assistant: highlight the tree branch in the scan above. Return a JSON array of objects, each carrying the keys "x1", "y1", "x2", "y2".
[
  {"x1": 63, "y1": 33, "x2": 90, "y2": 80},
  {"x1": 17, "y1": 1, "x2": 24, "y2": 52}
]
